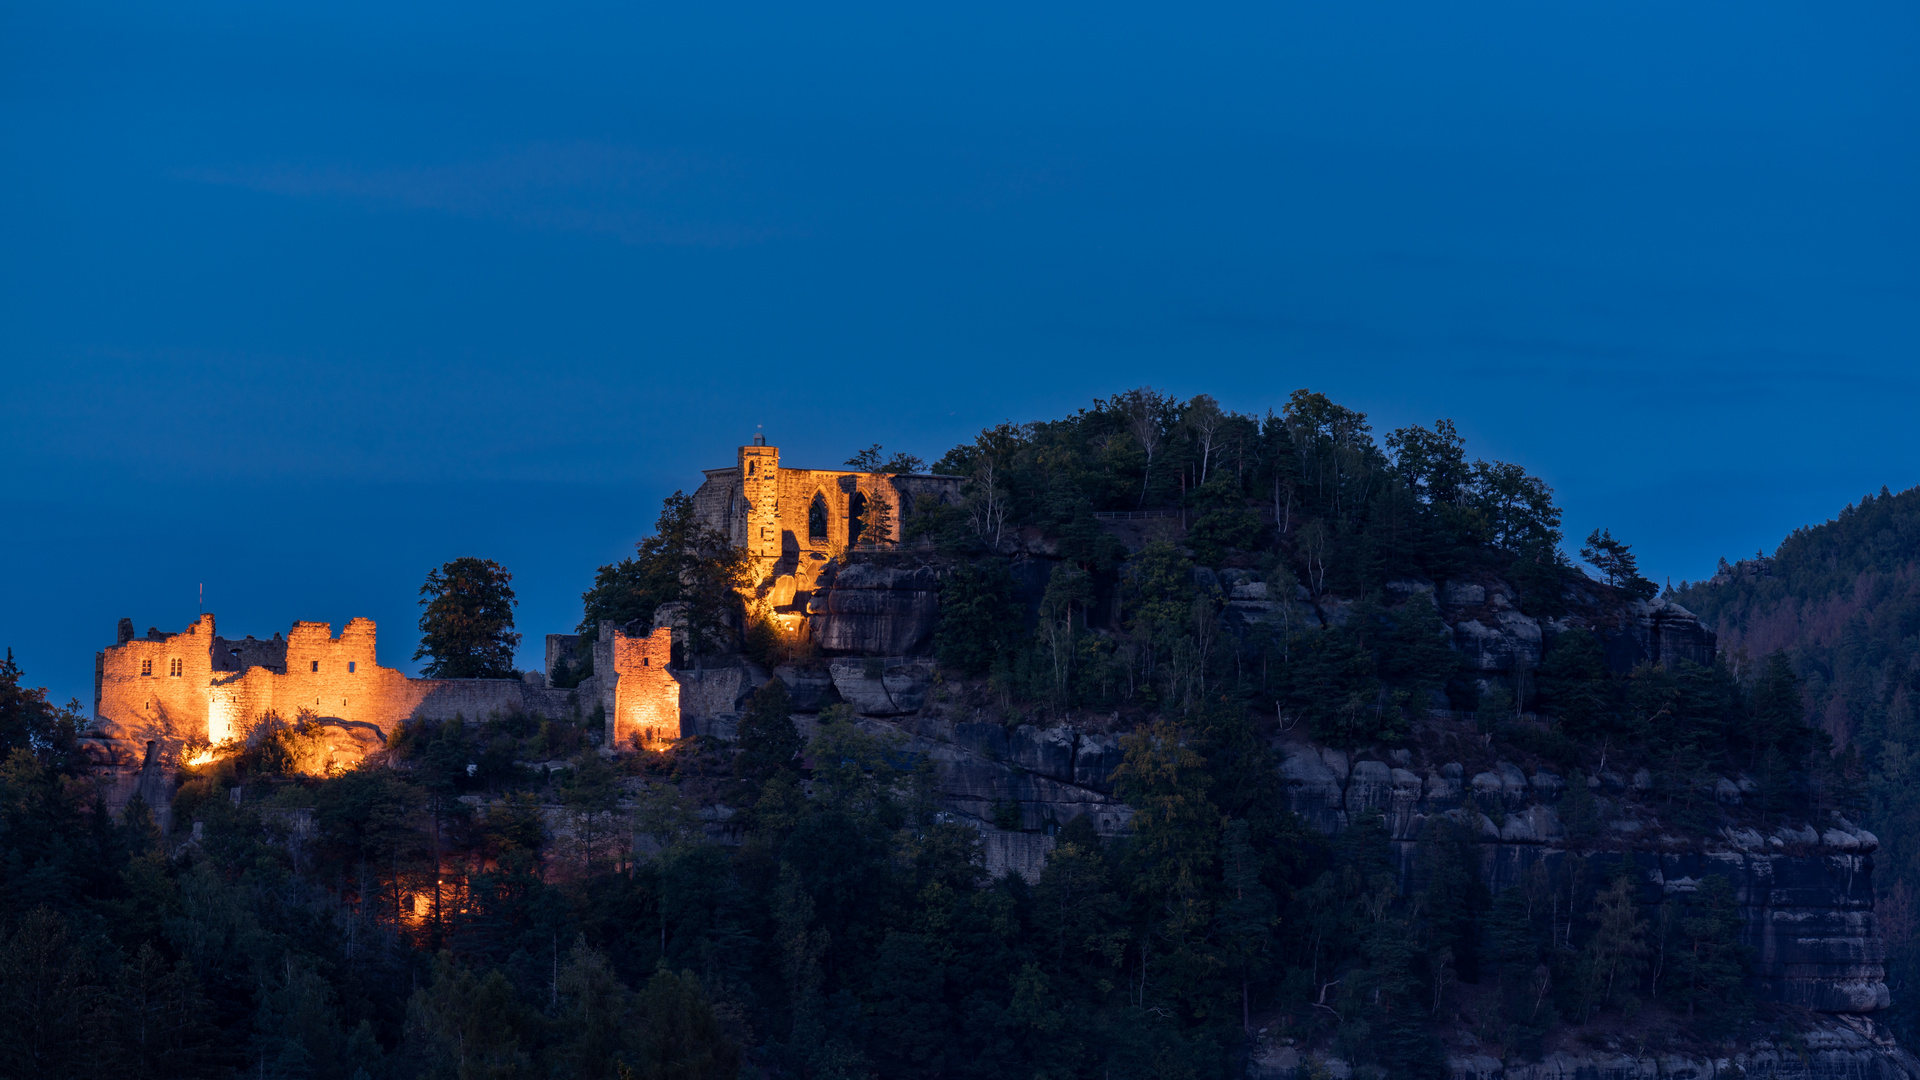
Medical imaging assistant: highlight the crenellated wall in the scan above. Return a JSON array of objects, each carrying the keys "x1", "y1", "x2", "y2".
[{"x1": 91, "y1": 615, "x2": 590, "y2": 774}]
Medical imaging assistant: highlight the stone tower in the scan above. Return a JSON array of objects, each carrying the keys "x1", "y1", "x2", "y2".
[{"x1": 738, "y1": 435, "x2": 781, "y2": 569}]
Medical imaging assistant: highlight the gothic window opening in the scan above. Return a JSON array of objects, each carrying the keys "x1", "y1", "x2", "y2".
[
  {"x1": 748, "y1": 460, "x2": 756, "y2": 476},
  {"x1": 809, "y1": 492, "x2": 829, "y2": 541},
  {"x1": 847, "y1": 491, "x2": 868, "y2": 546},
  {"x1": 169, "y1": 657, "x2": 182, "y2": 677}
]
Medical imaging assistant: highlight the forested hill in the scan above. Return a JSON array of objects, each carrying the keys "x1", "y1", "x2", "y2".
[
  {"x1": 0, "y1": 388, "x2": 1890, "y2": 1080},
  {"x1": 1678, "y1": 483, "x2": 1920, "y2": 1041}
]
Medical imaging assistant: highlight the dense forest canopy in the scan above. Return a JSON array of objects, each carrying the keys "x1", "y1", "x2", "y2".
[{"x1": 0, "y1": 389, "x2": 1857, "y2": 1079}]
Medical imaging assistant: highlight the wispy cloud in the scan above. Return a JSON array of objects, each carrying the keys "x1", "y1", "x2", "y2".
[{"x1": 179, "y1": 141, "x2": 795, "y2": 246}]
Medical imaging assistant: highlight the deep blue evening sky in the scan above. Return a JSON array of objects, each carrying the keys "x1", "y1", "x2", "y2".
[{"x1": 4, "y1": 2, "x2": 1916, "y2": 709}]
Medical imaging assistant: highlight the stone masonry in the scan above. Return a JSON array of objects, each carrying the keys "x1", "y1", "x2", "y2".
[{"x1": 690, "y1": 436, "x2": 962, "y2": 624}]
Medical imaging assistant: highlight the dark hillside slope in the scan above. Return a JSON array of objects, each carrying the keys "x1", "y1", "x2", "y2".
[{"x1": 1679, "y1": 484, "x2": 1920, "y2": 1042}]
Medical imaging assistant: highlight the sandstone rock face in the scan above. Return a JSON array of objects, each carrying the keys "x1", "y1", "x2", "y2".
[
  {"x1": 1276, "y1": 741, "x2": 1892, "y2": 1016},
  {"x1": 1431, "y1": 577, "x2": 1716, "y2": 677},
  {"x1": 773, "y1": 665, "x2": 843, "y2": 712},
  {"x1": 1250, "y1": 1018, "x2": 1920, "y2": 1079},
  {"x1": 884, "y1": 714, "x2": 1133, "y2": 838},
  {"x1": 828, "y1": 659, "x2": 936, "y2": 716},
  {"x1": 808, "y1": 563, "x2": 941, "y2": 655}
]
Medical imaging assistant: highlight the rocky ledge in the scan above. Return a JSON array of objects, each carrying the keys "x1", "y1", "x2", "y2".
[
  {"x1": 1250, "y1": 1015, "x2": 1920, "y2": 1079},
  {"x1": 1280, "y1": 741, "x2": 1889, "y2": 1015}
]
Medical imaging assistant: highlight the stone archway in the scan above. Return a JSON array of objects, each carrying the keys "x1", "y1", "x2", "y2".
[
  {"x1": 847, "y1": 491, "x2": 868, "y2": 547},
  {"x1": 809, "y1": 491, "x2": 830, "y2": 543}
]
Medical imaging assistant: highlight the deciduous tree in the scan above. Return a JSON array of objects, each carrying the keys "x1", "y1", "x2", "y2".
[{"x1": 417, "y1": 557, "x2": 521, "y2": 679}]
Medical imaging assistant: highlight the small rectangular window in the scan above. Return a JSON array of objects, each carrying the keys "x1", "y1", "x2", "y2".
[
  {"x1": 311, "y1": 660, "x2": 319, "y2": 672},
  {"x1": 642, "y1": 656, "x2": 649, "y2": 666},
  {"x1": 348, "y1": 661, "x2": 356, "y2": 673},
  {"x1": 140, "y1": 659, "x2": 152, "y2": 676}
]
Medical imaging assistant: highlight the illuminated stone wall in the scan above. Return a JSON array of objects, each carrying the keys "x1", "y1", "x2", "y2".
[
  {"x1": 606, "y1": 624, "x2": 680, "y2": 749},
  {"x1": 690, "y1": 439, "x2": 964, "y2": 620},
  {"x1": 93, "y1": 614, "x2": 220, "y2": 762},
  {"x1": 93, "y1": 616, "x2": 583, "y2": 774}
]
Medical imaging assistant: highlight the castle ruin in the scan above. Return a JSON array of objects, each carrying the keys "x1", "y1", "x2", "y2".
[{"x1": 83, "y1": 437, "x2": 962, "y2": 822}]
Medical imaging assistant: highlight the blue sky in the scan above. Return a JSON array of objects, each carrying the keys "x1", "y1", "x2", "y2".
[{"x1": 4, "y1": 1, "x2": 1916, "y2": 708}]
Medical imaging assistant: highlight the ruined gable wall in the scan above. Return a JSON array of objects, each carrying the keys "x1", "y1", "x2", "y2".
[
  {"x1": 692, "y1": 468, "x2": 745, "y2": 548},
  {"x1": 776, "y1": 468, "x2": 859, "y2": 551}
]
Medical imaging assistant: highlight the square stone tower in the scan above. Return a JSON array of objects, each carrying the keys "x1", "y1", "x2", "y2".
[{"x1": 738, "y1": 436, "x2": 781, "y2": 566}]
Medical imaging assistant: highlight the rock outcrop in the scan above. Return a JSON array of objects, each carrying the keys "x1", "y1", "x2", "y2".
[
  {"x1": 886, "y1": 713, "x2": 1134, "y2": 838},
  {"x1": 1432, "y1": 577, "x2": 1718, "y2": 678},
  {"x1": 828, "y1": 659, "x2": 936, "y2": 716},
  {"x1": 807, "y1": 563, "x2": 941, "y2": 655}
]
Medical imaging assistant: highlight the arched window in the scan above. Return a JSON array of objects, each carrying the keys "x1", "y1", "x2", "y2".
[
  {"x1": 809, "y1": 492, "x2": 829, "y2": 541},
  {"x1": 169, "y1": 657, "x2": 182, "y2": 677},
  {"x1": 847, "y1": 491, "x2": 867, "y2": 546},
  {"x1": 748, "y1": 460, "x2": 756, "y2": 476}
]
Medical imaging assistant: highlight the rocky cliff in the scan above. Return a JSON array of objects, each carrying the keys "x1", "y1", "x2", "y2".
[
  {"x1": 1249, "y1": 1016, "x2": 1920, "y2": 1080},
  {"x1": 806, "y1": 562, "x2": 942, "y2": 656},
  {"x1": 1279, "y1": 740, "x2": 1888, "y2": 1014}
]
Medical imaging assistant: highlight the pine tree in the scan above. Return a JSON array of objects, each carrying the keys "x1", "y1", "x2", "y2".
[{"x1": 1670, "y1": 875, "x2": 1751, "y2": 1031}]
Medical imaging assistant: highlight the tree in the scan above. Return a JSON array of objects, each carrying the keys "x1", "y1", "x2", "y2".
[
  {"x1": 406, "y1": 954, "x2": 530, "y2": 1080},
  {"x1": 1581, "y1": 529, "x2": 1657, "y2": 601},
  {"x1": 851, "y1": 478, "x2": 896, "y2": 548},
  {"x1": 1110, "y1": 721, "x2": 1217, "y2": 999},
  {"x1": 416, "y1": 557, "x2": 521, "y2": 679},
  {"x1": 632, "y1": 968, "x2": 740, "y2": 1080},
  {"x1": 1115, "y1": 387, "x2": 1175, "y2": 508},
  {"x1": 734, "y1": 678, "x2": 802, "y2": 783},
  {"x1": 1386, "y1": 419, "x2": 1471, "y2": 509},
  {"x1": 934, "y1": 560, "x2": 1021, "y2": 674},
  {"x1": 1182, "y1": 394, "x2": 1227, "y2": 485},
  {"x1": 1038, "y1": 563, "x2": 1094, "y2": 702},
  {"x1": 0, "y1": 651, "x2": 84, "y2": 767},
  {"x1": 555, "y1": 937, "x2": 633, "y2": 1080},
  {"x1": 1668, "y1": 874, "x2": 1751, "y2": 1031},
  {"x1": 1468, "y1": 460, "x2": 1562, "y2": 553},
  {"x1": 581, "y1": 493, "x2": 746, "y2": 646},
  {"x1": 844, "y1": 444, "x2": 923, "y2": 475},
  {"x1": 1218, "y1": 818, "x2": 1276, "y2": 1033},
  {"x1": 1583, "y1": 872, "x2": 1649, "y2": 1018},
  {"x1": 1748, "y1": 651, "x2": 1813, "y2": 764},
  {"x1": 1487, "y1": 863, "x2": 1557, "y2": 1053},
  {"x1": 0, "y1": 908, "x2": 97, "y2": 1078}
]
